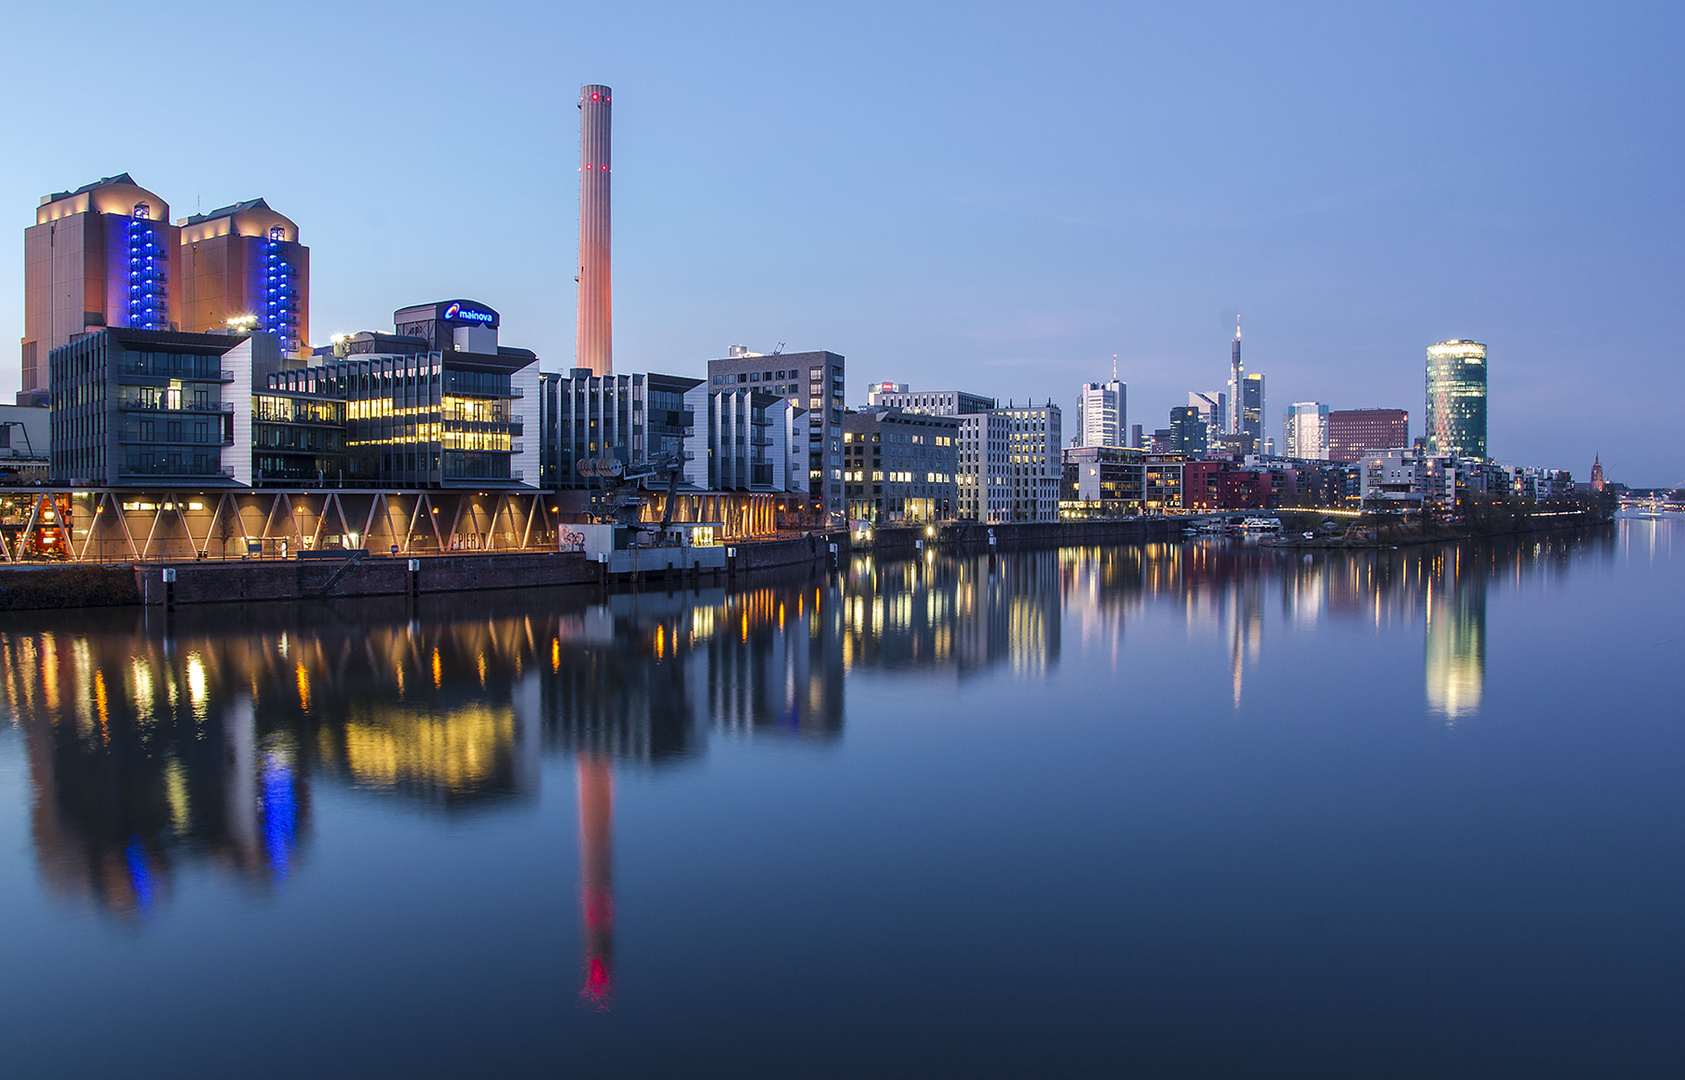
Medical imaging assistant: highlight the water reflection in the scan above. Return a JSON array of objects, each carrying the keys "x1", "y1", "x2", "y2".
[
  {"x1": 0, "y1": 528, "x2": 1615, "y2": 964},
  {"x1": 1055, "y1": 531, "x2": 1611, "y2": 718},
  {"x1": 841, "y1": 552, "x2": 1061, "y2": 678}
]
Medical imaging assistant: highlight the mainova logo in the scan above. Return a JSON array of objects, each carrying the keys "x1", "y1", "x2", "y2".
[{"x1": 442, "y1": 302, "x2": 495, "y2": 325}]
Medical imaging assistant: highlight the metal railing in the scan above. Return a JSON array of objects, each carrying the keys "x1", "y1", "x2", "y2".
[{"x1": 121, "y1": 399, "x2": 234, "y2": 414}]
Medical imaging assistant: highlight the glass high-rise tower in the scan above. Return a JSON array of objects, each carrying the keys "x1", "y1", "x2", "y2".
[{"x1": 1425, "y1": 339, "x2": 1487, "y2": 459}]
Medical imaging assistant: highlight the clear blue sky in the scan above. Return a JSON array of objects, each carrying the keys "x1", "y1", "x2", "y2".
[{"x1": 2, "y1": 1, "x2": 1679, "y2": 484}]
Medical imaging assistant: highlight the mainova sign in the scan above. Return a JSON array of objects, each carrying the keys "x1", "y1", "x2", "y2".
[{"x1": 441, "y1": 302, "x2": 497, "y2": 325}]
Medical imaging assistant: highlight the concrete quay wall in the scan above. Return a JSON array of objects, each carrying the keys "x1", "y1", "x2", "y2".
[
  {"x1": 116, "y1": 533, "x2": 840, "y2": 607},
  {"x1": 132, "y1": 551, "x2": 603, "y2": 606}
]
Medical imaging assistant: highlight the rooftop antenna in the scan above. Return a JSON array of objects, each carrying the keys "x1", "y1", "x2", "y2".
[
  {"x1": 772, "y1": 342, "x2": 785, "y2": 355},
  {"x1": 1235, "y1": 314, "x2": 1242, "y2": 340},
  {"x1": 1112, "y1": 353, "x2": 1118, "y2": 380}
]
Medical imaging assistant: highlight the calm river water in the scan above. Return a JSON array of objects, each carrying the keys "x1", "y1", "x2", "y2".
[{"x1": 1, "y1": 518, "x2": 1681, "y2": 1077}]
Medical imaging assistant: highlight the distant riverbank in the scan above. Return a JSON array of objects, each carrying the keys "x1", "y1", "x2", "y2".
[{"x1": 1263, "y1": 493, "x2": 1616, "y2": 549}]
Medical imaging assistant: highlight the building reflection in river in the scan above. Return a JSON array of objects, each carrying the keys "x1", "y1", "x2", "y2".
[
  {"x1": 1054, "y1": 531, "x2": 1613, "y2": 718},
  {"x1": 841, "y1": 551, "x2": 1062, "y2": 678},
  {"x1": 0, "y1": 530, "x2": 1614, "y2": 954}
]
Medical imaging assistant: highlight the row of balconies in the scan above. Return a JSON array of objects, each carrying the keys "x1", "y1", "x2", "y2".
[
  {"x1": 117, "y1": 363, "x2": 235, "y2": 383},
  {"x1": 121, "y1": 399, "x2": 234, "y2": 414},
  {"x1": 119, "y1": 428, "x2": 235, "y2": 447},
  {"x1": 120, "y1": 460, "x2": 236, "y2": 478}
]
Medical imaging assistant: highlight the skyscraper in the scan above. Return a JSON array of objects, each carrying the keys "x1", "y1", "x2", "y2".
[
  {"x1": 1282, "y1": 401, "x2": 1330, "y2": 460},
  {"x1": 1076, "y1": 366, "x2": 1125, "y2": 447},
  {"x1": 1169, "y1": 406, "x2": 1207, "y2": 453},
  {"x1": 1241, "y1": 373, "x2": 1264, "y2": 453},
  {"x1": 577, "y1": 84, "x2": 613, "y2": 377},
  {"x1": 178, "y1": 199, "x2": 310, "y2": 359},
  {"x1": 22, "y1": 174, "x2": 180, "y2": 394},
  {"x1": 1425, "y1": 339, "x2": 1487, "y2": 459},
  {"x1": 1225, "y1": 320, "x2": 1264, "y2": 454},
  {"x1": 1188, "y1": 390, "x2": 1225, "y2": 446}
]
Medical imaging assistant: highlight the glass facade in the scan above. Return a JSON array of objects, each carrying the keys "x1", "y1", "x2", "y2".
[
  {"x1": 253, "y1": 394, "x2": 347, "y2": 484},
  {"x1": 48, "y1": 329, "x2": 238, "y2": 485},
  {"x1": 1241, "y1": 374, "x2": 1265, "y2": 453},
  {"x1": 538, "y1": 371, "x2": 701, "y2": 489},
  {"x1": 1425, "y1": 340, "x2": 1487, "y2": 460},
  {"x1": 268, "y1": 352, "x2": 526, "y2": 487}
]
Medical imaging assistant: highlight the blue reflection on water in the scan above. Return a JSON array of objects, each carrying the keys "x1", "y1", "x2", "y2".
[
  {"x1": 124, "y1": 838, "x2": 155, "y2": 913},
  {"x1": 261, "y1": 752, "x2": 297, "y2": 882}
]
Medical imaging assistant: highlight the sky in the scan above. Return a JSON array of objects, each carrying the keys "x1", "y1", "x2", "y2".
[{"x1": 2, "y1": 0, "x2": 1680, "y2": 485}]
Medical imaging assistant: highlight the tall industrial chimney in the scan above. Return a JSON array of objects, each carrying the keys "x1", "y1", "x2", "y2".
[{"x1": 577, "y1": 84, "x2": 613, "y2": 376}]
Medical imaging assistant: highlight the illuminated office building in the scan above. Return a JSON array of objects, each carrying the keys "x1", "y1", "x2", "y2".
[
  {"x1": 22, "y1": 174, "x2": 180, "y2": 396},
  {"x1": 178, "y1": 199, "x2": 309, "y2": 359},
  {"x1": 686, "y1": 384, "x2": 801, "y2": 493},
  {"x1": 978, "y1": 401, "x2": 1062, "y2": 522},
  {"x1": 1228, "y1": 319, "x2": 1243, "y2": 436},
  {"x1": 274, "y1": 300, "x2": 540, "y2": 488},
  {"x1": 1076, "y1": 377, "x2": 1126, "y2": 448},
  {"x1": 1060, "y1": 445, "x2": 1145, "y2": 517},
  {"x1": 1282, "y1": 401, "x2": 1330, "y2": 460},
  {"x1": 1425, "y1": 339, "x2": 1488, "y2": 459},
  {"x1": 1224, "y1": 321, "x2": 1265, "y2": 454},
  {"x1": 957, "y1": 411, "x2": 1010, "y2": 523},
  {"x1": 842, "y1": 407, "x2": 958, "y2": 524}
]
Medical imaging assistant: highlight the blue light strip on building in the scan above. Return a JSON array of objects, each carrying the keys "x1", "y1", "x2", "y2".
[
  {"x1": 264, "y1": 226, "x2": 297, "y2": 356},
  {"x1": 127, "y1": 204, "x2": 166, "y2": 331}
]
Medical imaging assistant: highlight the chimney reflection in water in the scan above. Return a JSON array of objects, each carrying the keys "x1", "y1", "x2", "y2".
[{"x1": 577, "y1": 756, "x2": 615, "y2": 1009}]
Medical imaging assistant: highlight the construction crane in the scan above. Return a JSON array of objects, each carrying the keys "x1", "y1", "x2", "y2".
[{"x1": 576, "y1": 452, "x2": 688, "y2": 541}]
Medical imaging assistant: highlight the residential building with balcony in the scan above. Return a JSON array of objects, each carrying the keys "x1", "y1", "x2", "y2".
[
  {"x1": 252, "y1": 390, "x2": 347, "y2": 485},
  {"x1": 1144, "y1": 457, "x2": 1184, "y2": 511}
]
